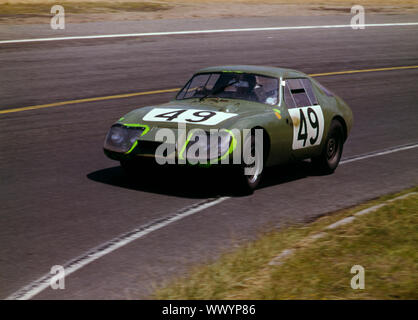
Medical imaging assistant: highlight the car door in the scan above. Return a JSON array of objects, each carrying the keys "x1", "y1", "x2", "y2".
[{"x1": 283, "y1": 78, "x2": 325, "y2": 160}]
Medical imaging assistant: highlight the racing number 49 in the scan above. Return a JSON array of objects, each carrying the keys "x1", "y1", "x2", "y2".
[
  {"x1": 143, "y1": 108, "x2": 238, "y2": 125},
  {"x1": 289, "y1": 105, "x2": 324, "y2": 150},
  {"x1": 297, "y1": 107, "x2": 320, "y2": 147},
  {"x1": 155, "y1": 109, "x2": 217, "y2": 123}
]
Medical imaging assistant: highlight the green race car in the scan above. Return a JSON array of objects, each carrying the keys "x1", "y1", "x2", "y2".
[{"x1": 104, "y1": 65, "x2": 353, "y2": 194}]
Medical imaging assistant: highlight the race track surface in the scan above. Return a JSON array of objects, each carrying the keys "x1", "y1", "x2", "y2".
[{"x1": 0, "y1": 14, "x2": 417, "y2": 299}]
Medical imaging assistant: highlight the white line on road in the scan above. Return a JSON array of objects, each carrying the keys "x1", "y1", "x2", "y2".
[
  {"x1": 5, "y1": 141, "x2": 418, "y2": 300},
  {"x1": 5, "y1": 197, "x2": 228, "y2": 300},
  {"x1": 340, "y1": 143, "x2": 418, "y2": 165},
  {"x1": 1, "y1": 22, "x2": 418, "y2": 44}
]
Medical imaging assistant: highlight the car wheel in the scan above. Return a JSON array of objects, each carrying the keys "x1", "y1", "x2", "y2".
[
  {"x1": 234, "y1": 132, "x2": 264, "y2": 195},
  {"x1": 311, "y1": 120, "x2": 344, "y2": 174}
]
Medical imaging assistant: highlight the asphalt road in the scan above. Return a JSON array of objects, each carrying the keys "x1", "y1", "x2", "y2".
[{"x1": 0, "y1": 14, "x2": 417, "y2": 299}]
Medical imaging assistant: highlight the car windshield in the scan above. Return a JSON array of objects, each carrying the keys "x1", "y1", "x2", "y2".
[{"x1": 176, "y1": 72, "x2": 279, "y2": 106}]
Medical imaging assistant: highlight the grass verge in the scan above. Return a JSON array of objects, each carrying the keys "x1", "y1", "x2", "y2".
[
  {"x1": 0, "y1": 1, "x2": 171, "y2": 15},
  {"x1": 154, "y1": 187, "x2": 418, "y2": 299},
  {"x1": 1, "y1": 1, "x2": 417, "y2": 24}
]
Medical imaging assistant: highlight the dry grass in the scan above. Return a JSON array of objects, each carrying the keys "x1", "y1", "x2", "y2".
[
  {"x1": 155, "y1": 187, "x2": 418, "y2": 299},
  {"x1": 1, "y1": 0, "x2": 418, "y2": 4},
  {"x1": 0, "y1": 1, "x2": 171, "y2": 14},
  {"x1": 0, "y1": 0, "x2": 417, "y2": 24}
]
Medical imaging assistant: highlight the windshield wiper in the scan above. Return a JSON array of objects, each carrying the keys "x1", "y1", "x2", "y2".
[{"x1": 199, "y1": 80, "x2": 238, "y2": 101}]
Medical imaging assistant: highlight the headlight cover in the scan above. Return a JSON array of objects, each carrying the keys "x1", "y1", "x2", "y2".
[
  {"x1": 185, "y1": 129, "x2": 233, "y2": 161},
  {"x1": 104, "y1": 124, "x2": 144, "y2": 154}
]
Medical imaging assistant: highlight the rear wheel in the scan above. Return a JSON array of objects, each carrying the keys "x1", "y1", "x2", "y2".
[{"x1": 311, "y1": 120, "x2": 344, "y2": 174}]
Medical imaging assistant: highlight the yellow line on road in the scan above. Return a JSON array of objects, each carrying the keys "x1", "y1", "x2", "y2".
[
  {"x1": 309, "y1": 65, "x2": 418, "y2": 77},
  {"x1": 1, "y1": 65, "x2": 417, "y2": 115},
  {"x1": 0, "y1": 88, "x2": 180, "y2": 115}
]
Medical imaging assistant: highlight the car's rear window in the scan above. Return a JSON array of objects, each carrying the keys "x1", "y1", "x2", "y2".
[{"x1": 284, "y1": 78, "x2": 318, "y2": 108}]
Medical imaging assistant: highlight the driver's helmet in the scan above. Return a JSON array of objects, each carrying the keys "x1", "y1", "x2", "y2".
[{"x1": 236, "y1": 74, "x2": 257, "y2": 96}]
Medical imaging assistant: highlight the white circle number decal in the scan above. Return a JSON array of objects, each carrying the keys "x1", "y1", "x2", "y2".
[{"x1": 288, "y1": 105, "x2": 324, "y2": 150}]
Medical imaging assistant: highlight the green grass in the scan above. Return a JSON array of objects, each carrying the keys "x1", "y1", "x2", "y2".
[
  {"x1": 0, "y1": 2, "x2": 170, "y2": 16},
  {"x1": 154, "y1": 187, "x2": 418, "y2": 299}
]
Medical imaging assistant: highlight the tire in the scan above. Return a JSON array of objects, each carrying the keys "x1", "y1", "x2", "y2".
[
  {"x1": 233, "y1": 132, "x2": 265, "y2": 195},
  {"x1": 311, "y1": 120, "x2": 344, "y2": 174}
]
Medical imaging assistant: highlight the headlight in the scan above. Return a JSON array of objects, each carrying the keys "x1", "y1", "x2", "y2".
[
  {"x1": 185, "y1": 130, "x2": 232, "y2": 161},
  {"x1": 104, "y1": 124, "x2": 144, "y2": 153}
]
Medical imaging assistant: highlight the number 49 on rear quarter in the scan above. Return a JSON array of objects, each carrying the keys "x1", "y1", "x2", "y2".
[{"x1": 104, "y1": 65, "x2": 353, "y2": 194}]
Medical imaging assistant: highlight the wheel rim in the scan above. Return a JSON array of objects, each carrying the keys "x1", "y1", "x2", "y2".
[
  {"x1": 326, "y1": 130, "x2": 342, "y2": 165},
  {"x1": 327, "y1": 138, "x2": 337, "y2": 160}
]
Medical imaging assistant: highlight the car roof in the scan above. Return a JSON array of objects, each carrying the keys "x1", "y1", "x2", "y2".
[{"x1": 196, "y1": 65, "x2": 307, "y2": 79}]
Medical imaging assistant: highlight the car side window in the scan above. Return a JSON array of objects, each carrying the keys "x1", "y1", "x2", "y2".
[
  {"x1": 283, "y1": 84, "x2": 296, "y2": 108},
  {"x1": 300, "y1": 79, "x2": 318, "y2": 105},
  {"x1": 284, "y1": 78, "x2": 318, "y2": 108}
]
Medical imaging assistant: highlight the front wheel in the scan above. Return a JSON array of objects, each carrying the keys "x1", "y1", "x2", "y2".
[
  {"x1": 311, "y1": 120, "x2": 344, "y2": 174},
  {"x1": 233, "y1": 132, "x2": 265, "y2": 195}
]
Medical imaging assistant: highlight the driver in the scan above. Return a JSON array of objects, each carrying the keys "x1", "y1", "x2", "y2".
[{"x1": 236, "y1": 74, "x2": 258, "y2": 101}]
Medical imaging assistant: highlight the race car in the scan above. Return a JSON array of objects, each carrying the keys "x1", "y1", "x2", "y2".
[{"x1": 104, "y1": 65, "x2": 353, "y2": 194}]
